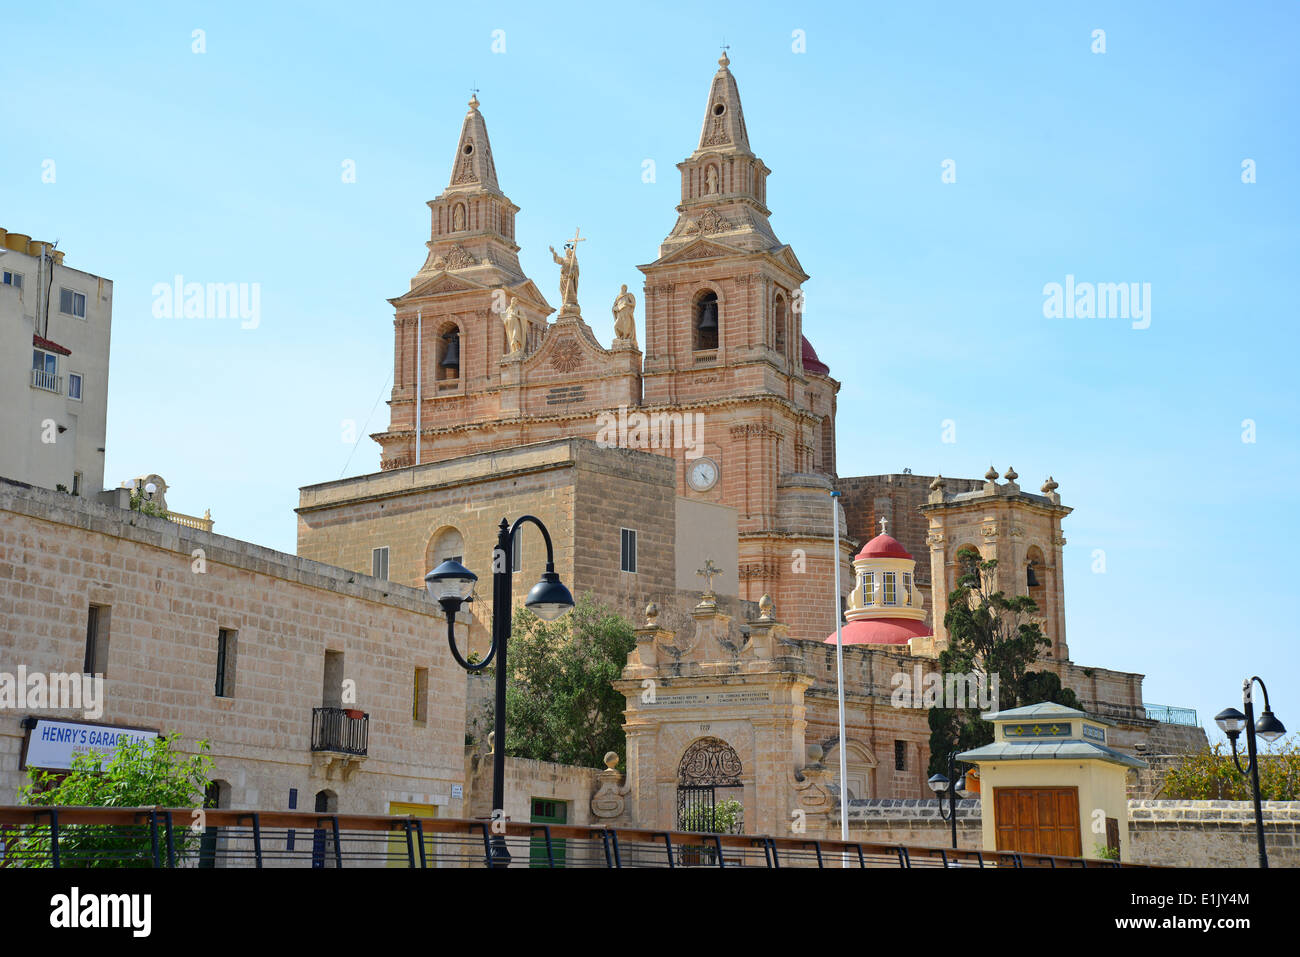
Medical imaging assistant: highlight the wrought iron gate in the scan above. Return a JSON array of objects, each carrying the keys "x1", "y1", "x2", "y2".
[{"x1": 676, "y1": 737, "x2": 744, "y2": 834}]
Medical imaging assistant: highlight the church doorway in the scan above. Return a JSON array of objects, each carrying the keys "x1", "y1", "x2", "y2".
[{"x1": 675, "y1": 737, "x2": 744, "y2": 834}]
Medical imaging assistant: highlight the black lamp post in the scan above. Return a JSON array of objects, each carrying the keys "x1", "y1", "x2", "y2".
[
  {"x1": 928, "y1": 751, "x2": 974, "y2": 850},
  {"x1": 1215, "y1": 676, "x2": 1286, "y2": 869},
  {"x1": 425, "y1": 516, "x2": 574, "y2": 868}
]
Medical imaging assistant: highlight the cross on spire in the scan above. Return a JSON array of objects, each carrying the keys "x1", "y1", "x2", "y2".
[{"x1": 879, "y1": 517, "x2": 889, "y2": 536}]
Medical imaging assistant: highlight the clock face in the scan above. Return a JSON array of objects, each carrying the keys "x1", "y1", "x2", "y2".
[{"x1": 687, "y1": 457, "x2": 719, "y2": 492}]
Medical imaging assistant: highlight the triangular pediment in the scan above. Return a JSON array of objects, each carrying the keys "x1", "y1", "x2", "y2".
[
  {"x1": 769, "y1": 245, "x2": 810, "y2": 282},
  {"x1": 650, "y1": 238, "x2": 742, "y2": 267},
  {"x1": 391, "y1": 272, "x2": 485, "y2": 304}
]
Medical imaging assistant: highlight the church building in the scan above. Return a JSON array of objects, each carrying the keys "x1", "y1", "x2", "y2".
[{"x1": 295, "y1": 54, "x2": 1195, "y2": 819}]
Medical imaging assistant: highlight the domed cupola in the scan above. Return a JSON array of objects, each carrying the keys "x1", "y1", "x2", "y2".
[{"x1": 825, "y1": 521, "x2": 931, "y2": 646}]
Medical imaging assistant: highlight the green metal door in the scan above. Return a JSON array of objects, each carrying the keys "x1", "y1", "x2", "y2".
[{"x1": 529, "y1": 798, "x2": 567, "y2": 868}]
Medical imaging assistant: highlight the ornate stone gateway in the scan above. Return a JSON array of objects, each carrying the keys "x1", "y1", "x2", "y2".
[{"x1": 676, "y1": 737, "x2": 743, "y2": 834}]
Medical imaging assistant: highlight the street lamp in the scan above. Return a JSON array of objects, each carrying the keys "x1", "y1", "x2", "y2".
[
  {"x1": 928, "y1": 750, "x2": 975, "y2": 850},
  {"x1": 1215, "y1": 675, "x2": 1286, "y2": 868},
  {"x1": 426, "y1": 515, "x2": 574, "y2": 867}
]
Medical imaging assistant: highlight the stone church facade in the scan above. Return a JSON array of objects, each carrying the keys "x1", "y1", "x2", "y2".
[{"x1": 294, "y1": 53, "x2": 1200, "y2": 826}]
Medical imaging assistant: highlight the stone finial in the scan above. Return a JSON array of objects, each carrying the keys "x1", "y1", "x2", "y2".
[
  {"x1": 644, "y1": 602, "x2": 659, "y2": 627},
  {"x1": 1042, "y1": 476, "x2": 1059, "y2": 494},
  {"x1": 718, "y1": 50, "x2": 730, "y2": 68},
  {"x1": 1004, "y1": 465, "x2": 1018, "y2": 482},
  {"x1": 468, "y1": 93, "x2": 480, "y2": 111},
  {"x1": 806, "y1": 743, "x2": 824, "y2": 765},
  {"x1": 929, "y1": 474, "x2": 945, "y2": 492},
  {"x1": 603, "y1": 751, "x2": 620, "y2": 770},
  {"x1": 985, "y1": 466, "x2": 999, "y2": 482},
  {"x1": 758, "y1": 594, "x2": 774, "y2": 621}
]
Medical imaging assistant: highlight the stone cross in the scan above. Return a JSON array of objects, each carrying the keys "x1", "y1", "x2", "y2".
[
  {"x1": 879, "y1": 517, "x2": 889, "y2": 536},
  {"x1": 697, "y1": 558, "x2": 721, "y2": 596}
]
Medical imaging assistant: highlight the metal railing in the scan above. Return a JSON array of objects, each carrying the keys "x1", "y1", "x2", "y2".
[
  {"x1": 311, "y1": 707, "x2": 368, "y2": 756},
  {"x1": 30, "y1": 368, "x2": 61, "y2": 393},
  {"x1": 1144, "y1": 703, "x2": 1200, "y2": 727},
  {"x1": 0, "y1": 806, "x2": 1152, "y2": 869}
]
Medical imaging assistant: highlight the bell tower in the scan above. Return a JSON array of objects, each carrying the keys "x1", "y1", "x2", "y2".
[
  {"x1": 376, "y1": 96, "x2": 552, "y2": 470},
  {"x1": 636, "y1": 54, "x2": 846, "y2": 642}
]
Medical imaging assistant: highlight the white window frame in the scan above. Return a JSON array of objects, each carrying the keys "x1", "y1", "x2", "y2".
[
  {"x1": 883, "y1": 571, "x2": 897, "y2": 605},
  {"x1": 68, "y1": 371, "x2": 83, "y2": 401},
  {"x1": 2, "y1": 270, "x2": 22, "y2": 289},
  {"x1": 903, "y1": 572, "x2": 912, "y2": 605},
  {"x1": 620, "y1": 528, "x2": 637, "y2": 574},
  {"x1": 371, "y1": 545, "x2": 390, "y2": 580},
  {"x1": 60, "y1": 286, "x2": 87, "y2": 319},
  {"x1": 861, "y1": 572, "x2": 874, "y2": 605}
]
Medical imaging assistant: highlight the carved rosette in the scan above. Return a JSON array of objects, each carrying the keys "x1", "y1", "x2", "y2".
[
  {"x1": 441, "y1": 245, "x2": 475, "y2": 270},
  {"x1": 550, "y1": 337, "x2": 582, "y2": 374}
]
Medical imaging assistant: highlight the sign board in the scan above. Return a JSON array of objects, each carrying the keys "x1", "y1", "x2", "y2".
[
  {"x1": 451, "y1": 784, "x2": 464, "y2": 800},
  {"x1": 643, "y1": 690, "x2": 773, "y2": 708},
  {"x1": 24, "y1": 720, "x2": 158, "y2": 771}
]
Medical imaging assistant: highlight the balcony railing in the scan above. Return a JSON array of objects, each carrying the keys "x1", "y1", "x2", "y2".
[
  {"x1": 1144, "y1": 703, "x2": 1200, "y2": 727},
  {"x1": 30, "y1": 368, "x2": 61, "y2": 393},
  {"x1": 167, "y1": 509, "x2": 214, "y2": 532},
  {"x1": 311, "y1": 707, "x2": 369, "y2": 756}
]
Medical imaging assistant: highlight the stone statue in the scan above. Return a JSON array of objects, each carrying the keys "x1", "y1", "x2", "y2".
[
  {"x1": 549, "y1": 228, "x2": 585, "y2": 315},
  {"x1": 705, "y1": 165, "x2": 718, "y2": 194},
  {"x1": 503, "y1": 296, "x2": 525, "y2": 354},
  {"x1": 612, "y1": 284, "x2": 636, "y2": 342}
]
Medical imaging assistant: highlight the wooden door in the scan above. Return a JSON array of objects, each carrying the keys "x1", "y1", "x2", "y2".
[{"x1": 993, "y1": 787, "x2": 1081, "y2": 858}]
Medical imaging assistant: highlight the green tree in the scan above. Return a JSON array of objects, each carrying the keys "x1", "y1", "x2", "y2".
[
  {"x1": 499, "y1": 594, "x2": 636, "y2": 768},
  {"x1": 928, "y1": 554, "x2": 1081, "y2": 774},
  {"x1": 1160, "y1": 737, "x2": 1300, "y2": 800},
  {"x1": 128, "y1": 488, "x2": 167, "y2": 519},
  {"x1": 9, "y1": 734, "x2": 213, "y2": 867}
]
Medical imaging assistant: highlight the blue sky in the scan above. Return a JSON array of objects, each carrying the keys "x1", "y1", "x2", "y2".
[{"x1": 3, "y1": 1, "x2": 1297, "y2": 743}]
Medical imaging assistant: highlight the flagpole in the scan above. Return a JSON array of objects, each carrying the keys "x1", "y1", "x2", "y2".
[
  {"x1": 831, "y1": 490, "x2": 848, "y2": 856},
  {"x1": 415, "y1": 309, "x2": 422, "y2": 466}
]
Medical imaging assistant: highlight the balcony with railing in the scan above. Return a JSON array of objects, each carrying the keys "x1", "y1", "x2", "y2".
[
  {"x1": 30, "y1": 368, "x2": 61, "y2": 393},
  {"x1": 311, "y1": 707, "x2": 369, "y2": 781}
]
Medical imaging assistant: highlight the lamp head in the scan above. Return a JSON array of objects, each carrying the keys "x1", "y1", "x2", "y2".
[
  {"x1": 1256, "y1": 708, "x2": 1286, "y2": 744},
  {"x1": 927, "y1": 773, "x2": 949, "y2": 795},
  {"x1": 425, "y1": 558, "x2": 477, "y2": 608},
  {"x1": 525, "y1": 567, "x2": 574, "y2": 622},
  {"x1": 1215, "y1": 707, "x2": 1246, "y2": 740}
]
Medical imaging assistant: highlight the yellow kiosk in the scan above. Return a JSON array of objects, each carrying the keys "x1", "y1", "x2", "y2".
[{"x1": 957, "y1": 702, "x2": 1146, "y2": 862}]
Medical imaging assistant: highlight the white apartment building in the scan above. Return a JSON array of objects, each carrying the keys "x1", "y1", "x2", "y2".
[{"x1": 0, "y1": 228, "x2": 112, "y2": 495}]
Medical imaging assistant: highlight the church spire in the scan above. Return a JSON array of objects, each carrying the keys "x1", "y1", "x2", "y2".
[
  {"x1": 411, "y1": 94, "x2": 525, "y2": 285},
  {"x1": 697, "y1": 51, "x2": 751, "y2": 154},
  {"x1": 448, "y1": 94, "x2": 500, "y2": 193}
]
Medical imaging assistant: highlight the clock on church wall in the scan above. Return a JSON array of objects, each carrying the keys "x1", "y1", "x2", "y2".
[{"x1": 687, "y1": 457, "x2": 720, "y2": 492}]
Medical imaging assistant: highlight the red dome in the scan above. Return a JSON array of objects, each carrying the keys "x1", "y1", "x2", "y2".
[
  {"x1": 855, "y1": 533, "x2": 913, "y2": 561},
  {"x1": 801, "y1": 336, "x2": 829, "y2": 375},
  {"x1": 825, "y1": 617, "x2": 932, "y2": 646}
]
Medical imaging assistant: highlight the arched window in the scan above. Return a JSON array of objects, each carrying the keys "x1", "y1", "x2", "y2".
[
  {"x1": 427, "y1": 526, "x2": 465, "y2": 570},
  {"x1": 694, "y1": 290, "x2": 719, "y2": 351},
  {"x1": 312, "y1": 789, "x2": 339, "y2": 868},
  {"x1": 435, "y1": 323, "x2": 461, "y2": 381},
  {"x1": 953, "y1": 545, "x2": 981, "y2": 591},
  {"x1": 774, "y1": 295, "x2": 787, "y2": 357}
]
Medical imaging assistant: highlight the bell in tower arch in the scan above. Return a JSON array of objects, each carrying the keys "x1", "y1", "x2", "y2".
[
  {"x1": 440, "y1": 330, "x2": 461, "y2": 375},
  {"x1": 695, "y1": 291, "x2": 719, "y2": 350}
]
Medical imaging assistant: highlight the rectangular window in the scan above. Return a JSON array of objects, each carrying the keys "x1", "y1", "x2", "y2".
[
  {"x1": 511, "y1": 532, "x2": 522, "y2": 572},
  {"x1": 371, "y1": 546, "x2": 389, "y2": 580},
  {"x1": 322, "y1": 651, "x2": 345, "y2": 707},
  {"x1": 620, "y1": 528, "x2": 637, "y2": 574},
  {"x1": 894, "y1": 740, "x2": 907, "y2": 772},
  {"x1": 862, "y1": 572, "x2": 874, "y2": 605},
  {"x1": 2, "y1": 271, "x2": 21, "y2": 288},
  {"x1": 215, "y1": 628, "x2": 237, "y2": 697},
  {"x1": 83, "y1": 604, "x2": 110, "y2": 675},
  {"x1": 68, "y1": 372, "x2": 83, "y2": 401},
  {"x1": 60, "y1": 287, "x2": 87, "y2": 318},
  {"x1": 412, "y1": 668, "x2": 429, "y2": 722},
  {"x1": 72, "y1": 471, "x2": 82, "y2": 496},
  {"x1": 32, "y1": 349, "x2": 56, "y2": 374},
  {"x1": 883, "y1": 572, "x2": 897, "y2": 605},
  {"x1": 903, "y1": 572, "x2": 912, "y2": 605}
]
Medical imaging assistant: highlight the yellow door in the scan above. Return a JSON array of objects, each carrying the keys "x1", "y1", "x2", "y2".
[{"x1": 387, "y1": 802, "x2": 439, "y2": 867}]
